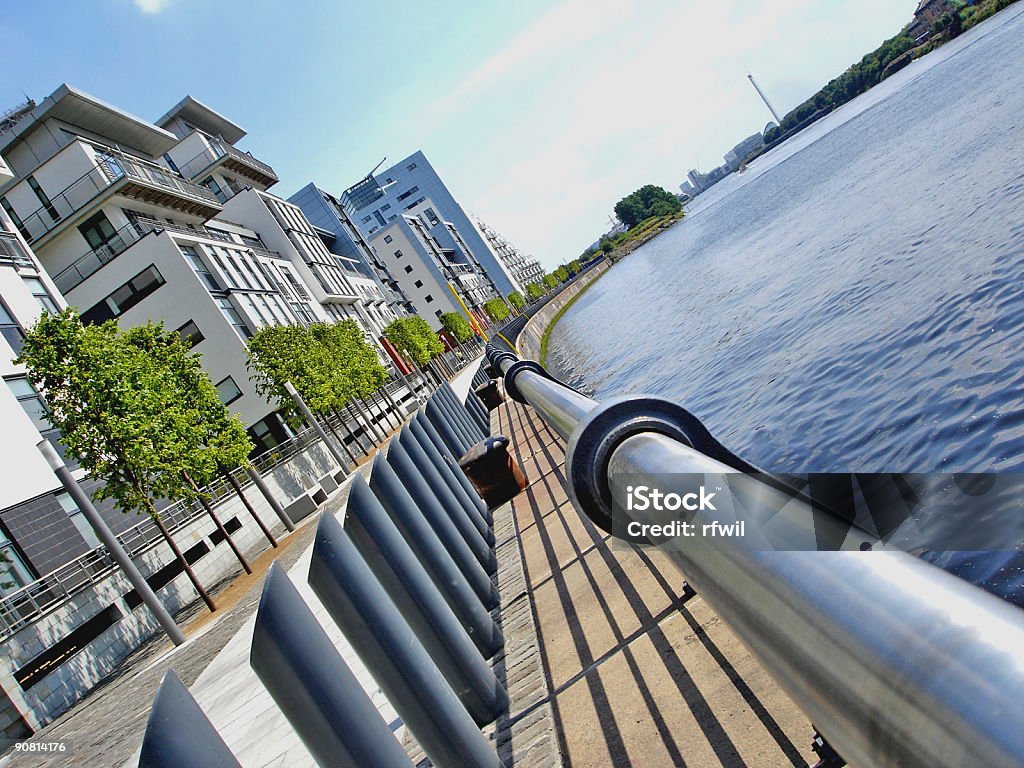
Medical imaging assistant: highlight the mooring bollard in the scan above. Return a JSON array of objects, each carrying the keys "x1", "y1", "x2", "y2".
[
  {"x1": 458, "y1": 436, "x2": 528, "y2": 509},
  {"x1": 250, "y1": 564, "x2": 415, "y2": 768},
  {"x1": 340, "y1": 478, "x2": 507, "y2": 723},
  {"x1": 407, "y1": 417, "x2": 492, "y2": 528},
  {"x1": 413, "y1": 412, "x2": 494, "y2": 522},
  {"x1": 139, "y1": 671, "x2": 242, "y2": 768},
  {"x1": 396, "y1": 427, "x2": 494, "y2": 546},
  {"x1": 386, "y1": 440, "x2": 499, "y2": 582},
  {"x1": 309, "y1": 512, "x2": 506, "y2": 768},
  {"x1": 368, "y1": 454, "x2": 504, "y2": 656}
]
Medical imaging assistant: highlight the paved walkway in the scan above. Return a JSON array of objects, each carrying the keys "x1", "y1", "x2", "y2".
[{"x1": 495, "y1": 394, "x2": 816, "y2": 767}]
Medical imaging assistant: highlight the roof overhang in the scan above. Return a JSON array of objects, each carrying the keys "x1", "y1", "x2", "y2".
[
  {"x1": 156, "y1": 96, "x2": 246, "y2": 144},
  {"x1": 0, "y1": 84, "x2": 178, "y2": 158}
]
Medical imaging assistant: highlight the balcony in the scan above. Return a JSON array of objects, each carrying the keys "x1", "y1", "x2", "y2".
[
  {"x1": 178, "y1": 138, "x2": 278, "y2": 189},
  {"x1": 15, "y1": 146, "x2": 222, "y2": 247},
  {"x1": 53, "y1": 215, "x2": 281, "y2": 295}
]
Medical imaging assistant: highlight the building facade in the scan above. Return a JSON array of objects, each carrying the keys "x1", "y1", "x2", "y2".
[
  {"x1": 724, "y1": 132, "x2": 765, "y2": 172},
  {"x1": 471, "y1": 217, "x2": 543, "y2": 292},
  {"x1": 340, "y1": 151, "x2": 519, "y2": 297}
]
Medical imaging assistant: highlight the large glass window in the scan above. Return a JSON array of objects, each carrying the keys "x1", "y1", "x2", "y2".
[
  {"x1": 21, "y1": 276, "x2": 58, "y2": 314},
  {"x1": 26, "y1": 176, "x2": 60, "y2": 223},
  {"x1": 80, "y1": 266, "x2": 165, "y2": 324},
  {"x1": 0, "y1": 301, "x2": 25, "y2": 356},
  {"x1": 6, "y1": 376, "x2": 49, "y2": 432},
  {"x1": 78, "y1": 212, "x2": 118, "y2": 251},
  {"x1": 0, "y1": 197, "x2": 30, "y2": 240},
  {"x1": 175, "y1": 320, "x2": 205, "y2": 348},
  {"x1": 180, "y1": 245, "x2": 222, "y2": 292},
  {"x1": 218, "y1": 297, "x2": 250, "y2": 339},
  {"x1": 57, "y1": 492, "x2": 101, "y2": 550},
  {"x1": 0, "y1": 526, "x2": 34, "y2": 596}
]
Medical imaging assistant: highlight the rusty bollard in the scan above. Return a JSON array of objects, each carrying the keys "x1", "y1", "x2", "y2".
[
  {"x1": 474, "y1": 380, "x2": 503, "y2": 411},
  {"x1": 458, "y1": 436, "x2": 527, "y2": 509}
]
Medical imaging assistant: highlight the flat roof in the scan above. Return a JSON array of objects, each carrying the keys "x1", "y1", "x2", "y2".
[
  {"x1": 0, "y1": 83, "x2": 178, "y2": 158},
  {"x1": 156, "y1": 96, "x2": 246, "y2": 144}
]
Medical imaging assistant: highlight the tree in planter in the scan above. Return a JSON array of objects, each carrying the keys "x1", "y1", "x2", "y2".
[
  {"x1": 17, "y1": 311, "x2": 216, "y2": 611},
  {"x1": 482, "y1": 298, "x2": 511, "y2": 324},
  {"x1": 440, "y1": 312, "x2": 474, "y2": 344},
  {"x1": 122, "y1": 324, "x2": 254, "y2": 574},
  {"x1": 383, "y1": 316, "x2": 444, "y2": 385},
  {"x1": 507, "y1": 292, "x2": 525, "y2": 311},
  {"x1": 525, "y1": 282, "x2": 545, "y2": 302}
]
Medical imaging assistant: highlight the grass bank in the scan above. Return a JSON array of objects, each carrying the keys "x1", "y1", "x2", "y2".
[{"x1": 539, "y1": 266, "x2": 611, "y2": 365}]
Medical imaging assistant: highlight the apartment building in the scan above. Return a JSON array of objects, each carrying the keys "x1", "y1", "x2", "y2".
[
  {"x1": 341, "y1": 150, "x2": 520, "y2": 297},
  {"x1": 289, "y1": 182, "x2": 414, "y2": 319},
  {"x1": 472, "y1": 216, "x2": 544, "y2": 291},
  {"x1": 0, "y1": 86, "x2": 398, "y2": 457},
  {"x1": 370, "y1": 214, "x2": 492, "y2": 331}
]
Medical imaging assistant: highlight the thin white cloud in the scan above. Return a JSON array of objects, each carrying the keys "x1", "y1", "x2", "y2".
[{"x1": 133, "y1": 0, "x2": 173, "y2": 14}]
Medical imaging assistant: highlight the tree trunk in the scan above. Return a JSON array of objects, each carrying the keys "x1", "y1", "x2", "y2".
[
  {"x1": 222, "y1": 468, "x2": 277, "y2": 548},
  {"x1": 152, "y1": 514, "x2": 215, "y2": 612},
  {"x1": 184, "y1": 472, "x2": 252, "y2": 575}
]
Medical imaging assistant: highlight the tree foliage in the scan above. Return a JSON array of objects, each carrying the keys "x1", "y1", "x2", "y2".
[
  {"x1": 613, "y1": 185, "x2": 682, "y2": 229},
  {"x1": 542, "y1": 273, "x2": 559, "y2": 289},
  {"x1": 552, "y1": 266, "x2": 569, "y2": 283},
  {"x1": 482, "y1": 298, "x2": 511, "y2": 323},
  {"x1": 439, "y1": 311, "x2": 474, "y2": 343},
  {"x1": 567, "y1": 260, "x2": 582, "y2": 276},
  {"x1": 383, "y1": 316, "x2": 443, "y2": 367},
  {"x1": 248, "y1": 320, "x2": 387, "y2": 425},
  {"x1": 507, "y1": 291, "x2": 525, "y2": 310},
  {"x1": 17, "y1": 311, "x2": 250, "y2": 516},
  {"x1": 525, "y1": 282, "x2": 545, "y2": 301}
]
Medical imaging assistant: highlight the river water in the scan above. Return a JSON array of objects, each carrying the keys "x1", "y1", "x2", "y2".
[{"x1": 546, "y1": 5, "x2": 1024, "y2": 596}]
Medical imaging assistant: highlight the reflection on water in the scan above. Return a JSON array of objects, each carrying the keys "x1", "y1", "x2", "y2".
[{"x1": 548, "y1": 6, "x2": 1024, "y2": 604}]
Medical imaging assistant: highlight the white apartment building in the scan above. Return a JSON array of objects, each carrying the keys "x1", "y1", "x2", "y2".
[
  {"x1": 0, "y1": 86, "x2": 391, "y2": 454},
  {"x1": 371, "y1": 213, "x2": 493, "y2": 332},
  {"x1": 471, "y1": 216, "x2": 544, "y2": 292}
]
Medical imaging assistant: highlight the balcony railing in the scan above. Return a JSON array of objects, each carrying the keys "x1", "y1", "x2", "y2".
[
  {"x1": 14, "y1": 146, "x2": 221, "y2": 245},
  {"x1": 53, "y1": 215, "x2": 281, "y2": 295},
  {"x1": 178, "y1": 138, "x2": 278, "y2": 185},
  {"x1": 0, "y1": 231, "x2": 35, "y2": 270}
]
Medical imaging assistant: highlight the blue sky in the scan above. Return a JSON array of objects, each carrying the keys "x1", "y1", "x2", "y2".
[{"x1": 2, "y1": 0, "x2": 914, "y2": 268}]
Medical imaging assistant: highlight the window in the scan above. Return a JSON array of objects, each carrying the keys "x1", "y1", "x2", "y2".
[
  {"x1": 218, "y1": 297, "x2": 251, "y2": 338},
  {"x1": 6, "y1": 377, "x2": 49, "y2": 432},
  {"x1": 78, "y1": 212, "x2": 119, "y2": 251},
  {"x1": 406, "y1": 163, "x2": 418, "y2": 171},
  {"x1": 80, "y1": 266, "x2": 165, "y2": 324},
  {"x1": 175, "y1": 320, "x2": 204, "y2": 348},
  {"x1": 202, "y1": 176, "x2": 227, "y2": 204},
  {"x1": 435, "y1": 309, "x2": 443, "y2": 318},
  {"x1": 374, "y1": 211, "x2": 386, "y2": 227},
  {"x1": 1, "y1": 197, "x2": 29, "y2": 240},
  {"x1": 380, "y1": 203, "x2": 391, "y2": 212},
  {"x1": 0, "y1": 526, "x2": 33, "y2": 595},
  {"x1": 22, "y1": 276, "x2": 58, "y2": 314},
  {"x1": 361, "y1": 215, "x2": 372, "y2": 224},
  {"x1": 163, "y1": 153, "x2": 181, "y2": 175},
  {"x1": 384, "y1": 235, "x2": 393, "y2": 244},
  {"x1": 414, "y1": 280, "x2": 423, "y2": 288},
  {"x1": 0, "y1": 301, "x2": 25, "y2": 356},
  {"x1": 424, "y1": 207, "x2": 439, "y2": 226},
  {"x1": 394, "y1": 250, "x2": 403, "y2": 259},
  {"x1": 385, "y1": 177, "x2": 393, "y2": 183},
  {"x1": 57, "y1": 492, "x2": 100, "y2": 550},
  {"x1": 397, "y1": 186, "x2": 419, "y2": 202},
  {"x1": 27, "y1": 176, "x2": 60, "y2": 223},
  {"x1": 404, "y1": 265, "x2": 413, "y2": 274},
  {"x1": 424, "y1": 294, "x2": 434, "y2": 303},
  {"x1": 215, "y1": 376, "x2": 243, "y2": 405},
  {"x1": 180, "y1": 245, "x2": 222, "y2": 291}
]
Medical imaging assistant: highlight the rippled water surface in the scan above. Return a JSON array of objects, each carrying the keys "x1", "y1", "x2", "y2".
[
  {"x1": 549, "y1": 6, "x2": 1024, "y2": 477},
  {"x1": 547, "y1": 7, "x2": 1024, "y2": 598}
]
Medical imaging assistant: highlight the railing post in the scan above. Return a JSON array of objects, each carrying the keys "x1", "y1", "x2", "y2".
[
  {"x1": 408, "y1": 417, "x2": 490, "y2": 523},
  {"x1": 413, "y1": 412, "x2": 491, "y2": 517},
  {"x1": 309, "y1": 511, "x2": 505, "y2": 767},
  {"x1": 244, "y1": 464, "x2": 295, "y2": 532},
  {"x1": 285, "y1": 381, "x2": 349, "y2": 473},
  {"x1": 250, "y1": 564, "x2": 415, "y2": 768}
]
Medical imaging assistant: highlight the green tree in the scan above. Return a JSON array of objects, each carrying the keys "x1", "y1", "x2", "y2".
[
  {"x1": 526, "y1": 282, "x2": 545, "y2": 301},
  {"x1": 440, "y1": 311, "x2": 474, "y2": 343},
  {"x1": 542, "y1": 273, "x2": 559, "y2": 290},
  {"x1": 567, "y1": 260, "x2": 582, "y2": 276},
  {"x1": 482, "y1": 298, "x2": 511, "y2": 323},
  {"x1": 553, "y1": 266, "x2": 569, "y2": 282},
  {"x1": 614, "y1": 185, "x2": 681, "y2": 228},
  {"x1": 383, "y1": 317, "x2": 443, "y2": 368},
  {"x1": 18, "y1": 311, "x2": 216, "y2": 610},
  {"x1": 507, "y1": 291, "x2": 525, "y2": 311}
]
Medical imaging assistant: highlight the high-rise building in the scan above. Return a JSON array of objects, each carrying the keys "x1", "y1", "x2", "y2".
[
  {"x1": 340, "y1": 151, "x2": 519, "y2": 297},
  {"x1": 471, "y1": 217, "x2": 543, "y2": 292}
]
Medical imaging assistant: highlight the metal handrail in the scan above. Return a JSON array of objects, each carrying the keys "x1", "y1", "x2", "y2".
[
  {"x1": 178, "y1": 137, "x2": 277, "y2": 183},
  {"x1": 0, "y1": 231, "x2": 35, "y2": 269},
  {"x1": 486, "y1": 344, "x2": 1024, "y2": 768}
]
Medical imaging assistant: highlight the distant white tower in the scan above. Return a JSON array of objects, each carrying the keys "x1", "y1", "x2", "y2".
[{"x1": 747, "y1": 72, "x2": 781, "y2": 125}]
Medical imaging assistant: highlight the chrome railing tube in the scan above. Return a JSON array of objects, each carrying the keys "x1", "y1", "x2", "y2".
[{"x1": 511, "y1": 369, "x2": 596, "y2": 440}]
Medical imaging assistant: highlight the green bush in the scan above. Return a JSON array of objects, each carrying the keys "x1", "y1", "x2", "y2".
[
  {"x1": 439, "y1": 312, "x2": 474, "y2": 343},
  {"x1": 483, "y1": 298, "x2": 511, "y2": 323}
]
